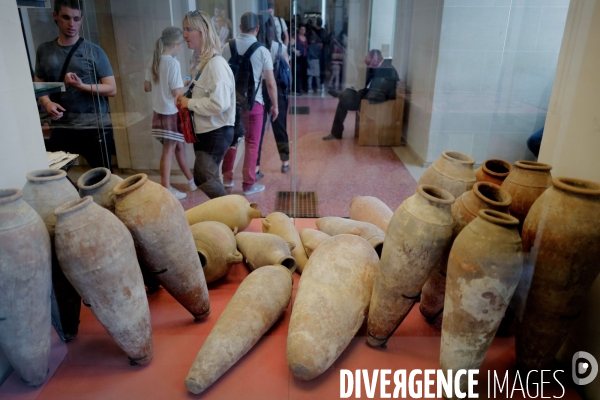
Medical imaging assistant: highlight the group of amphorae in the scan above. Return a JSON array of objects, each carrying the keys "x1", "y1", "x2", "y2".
[{"x1": 1, "y1": 150, "x2": 599, "y2": 397}]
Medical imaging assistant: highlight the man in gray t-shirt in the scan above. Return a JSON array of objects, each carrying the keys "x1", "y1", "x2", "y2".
[{"x1": 35, "y1": 0, "x2": 117, "y2": 169}]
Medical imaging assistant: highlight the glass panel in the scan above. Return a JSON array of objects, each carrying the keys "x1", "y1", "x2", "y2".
[
  {"x1": 25, "y1": 0, "x2": 115, "y2": 171},
  {"x1": 290, "y1": 0, "x2": 569, "y2": 216}
]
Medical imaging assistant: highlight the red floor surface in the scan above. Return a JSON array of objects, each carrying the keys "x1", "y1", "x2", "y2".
[
  {"x1": 0, "y1": 218, "x2": 581, "y2": 399},
  {"x1": 178, "y1": 96, "x2": 417, "y2": 217}
]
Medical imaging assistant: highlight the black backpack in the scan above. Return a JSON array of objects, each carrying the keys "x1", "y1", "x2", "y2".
[
  {"x1": 228, "y1": 39, "x2": 263, "y2": 111},
  {"x1": 274, "y1": 42, "x2": 291, "y2": 96}
]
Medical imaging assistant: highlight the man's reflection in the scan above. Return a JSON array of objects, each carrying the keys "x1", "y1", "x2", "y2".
[
  {"x1": 323, "y1": 49, "x2": 399, "y2": 141},
  {"x1": 35, "y1": 0, "x2": 117, "y2": 170}
]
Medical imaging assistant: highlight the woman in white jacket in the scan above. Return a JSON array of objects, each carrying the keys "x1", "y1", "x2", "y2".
[{"x1": 176, "y1": 10, "x2": 235, "y2": 198}]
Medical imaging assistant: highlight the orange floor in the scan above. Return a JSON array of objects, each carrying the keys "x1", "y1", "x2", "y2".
[{"x1": 0, "y1": 218, "x2": 581, "y2": 399}]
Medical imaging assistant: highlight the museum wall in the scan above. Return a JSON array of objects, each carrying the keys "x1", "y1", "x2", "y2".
[
  {"x1": 404, "y1": 0, "x2": 569, "y2": 165},
  {"x1": 0, "y1": 0, "x2": 51, "y2": 383},
  {"x1": 0, "y1": 1, "x2": 49, "y2": 190}
]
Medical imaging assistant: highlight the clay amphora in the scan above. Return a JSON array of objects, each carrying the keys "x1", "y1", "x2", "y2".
[
  {"x1": 349, "y1": 196, "x2": 394, "y2": 233},
  {"x1": 54, "y1": 197, "x2": 153, "y2": 365},
  {"x1": 185, "y1": 194, "x2": 262, "y2": 232},
  {"x1": 262, "y1": 212, "x2": 308, "y2": 273},
  {"x1": 474, "y1": 159, "x2": 512, "y2": 186},
  {"x1": 517, "y1": 177, "x2": 600, "y2": 370},
  {"x1": 235, "y1": 232, "x2": 296, "y2": 272},
  {"x1": 113, "y1": 174, "x2": 211, "y2": 320},
  {"x1": 420, "y1": 182, "x2": 512, "y2": 322},
  {"x1": 440, "y1": 210, "x2": 522, "y2": 398},
  {"x1": 0, "y1": 189, "x2": 52, "y2": 387},
  {"x1": 185, "y1": 266, "x2": 292, "y2": 394},
  {"x1": 77, "y1": 167, "x2": 123, "y2": 213},
  {"x1": 500, "y1": 160, "x2": 552, "y2": 228},
  {"x1": 417, "y1": 151, "x2": 476, "y2": 198},
  {"x1": 22, "y1": 169, "x2": 81, "y2": 342},
  {"x1": 367, "y1": 185, "x2": 454, "y2": 347},
  {"x1": 299, "y1": 228, "x2": 331, "y2": 258},
  {"x1": 287, "y1": 234, "x2": 378, "y2": 380},
  {"x1": 316, "y1": 217, "x2": 385, "y2": 257},
  {"x1": 191, "y1": 221, "x2": 243, "y2": 283}
]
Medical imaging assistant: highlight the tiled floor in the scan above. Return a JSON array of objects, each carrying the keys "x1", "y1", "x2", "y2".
[
  {"x1": 68, "y1": 95, "x2": 420, "y2": 218},
  {"x1": 0, "y1": 218, "x2": 581, "y2": 399}
]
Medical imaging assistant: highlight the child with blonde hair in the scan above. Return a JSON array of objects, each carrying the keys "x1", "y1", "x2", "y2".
[{"x1": 144, "y1": 26, "x2": 196, "y2": 200}]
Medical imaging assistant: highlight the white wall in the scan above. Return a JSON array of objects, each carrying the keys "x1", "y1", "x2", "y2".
[
  {"x1": 541, "y1": 3, "x2": 600, "y2": 398},
  {"x1": 404, "y1": 0, "x2": 443, "y2": 164},
  {"x1": 369, "y1": 0, "x2": 396, "y2": 58},
  {"x1": 0, "y1": 0, "x2": 50, "y2": 384},
  {"x1": 404, "y1": 0, "x2": 569, "y2": 165},
  {"x1": 0, "y1": 1, "x2": 48, "y2": 190}
]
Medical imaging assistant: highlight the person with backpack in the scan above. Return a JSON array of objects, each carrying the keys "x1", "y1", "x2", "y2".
[
  {"x1": 266, "y1": 2, "x2": 289, "y2": 46},
  {"x1": 144, "y1": 26, "x2": 196, "y2": 200},
  {"x1": 256, "y1": 11, "x2": 292, "y2": 176},
  {"x1": 220, "y1": 12, "x2": 279, "y2": 196},
  {"x1": 175, "y1": 10, "x2": 235, "y2": 199}
]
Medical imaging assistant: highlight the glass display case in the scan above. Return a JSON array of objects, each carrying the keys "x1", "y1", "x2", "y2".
[{"x1": 1, "y1": 0, "x2": 599, "y2": 398}]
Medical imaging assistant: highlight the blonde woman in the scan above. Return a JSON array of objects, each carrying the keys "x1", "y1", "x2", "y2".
[
  {"x1": 175, "y1": 11, "x2": 235, "y2": 199},
  {"x1": 144, "y1": 26, "x2": 195, "y2": 200}
]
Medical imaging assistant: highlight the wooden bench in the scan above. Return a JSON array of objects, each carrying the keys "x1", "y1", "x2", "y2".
[{"x1": 355, "y1": 82, "x2": 405, "y2": 146}]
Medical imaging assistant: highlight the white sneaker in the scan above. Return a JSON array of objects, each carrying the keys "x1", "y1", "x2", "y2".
[
  {"x1": 189, "y1": 180, "x2": 198, "y2": 191},
  {"x1": 243, "y1": 184, "x2": 265, "y2": 195},
  {"x1": 168, "y1": 186, "x2": 187, "y2": 200},
  {"x1": 223, "y1": 180, "x2": 234, "y2": 188}
]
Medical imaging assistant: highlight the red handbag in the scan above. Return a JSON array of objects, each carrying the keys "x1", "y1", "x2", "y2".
[{"x1": 177, "y1": 104, "x2": 196, "y2": 144}]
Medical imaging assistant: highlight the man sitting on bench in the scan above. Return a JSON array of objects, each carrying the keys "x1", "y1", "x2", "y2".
[{"x1": 323, "y1": 49, "x2": 399, "y2": 140}]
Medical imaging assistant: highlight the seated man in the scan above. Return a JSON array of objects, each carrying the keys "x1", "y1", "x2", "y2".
[{"x1": 323, "y1": 49, "x2": 399, "y2": 140}]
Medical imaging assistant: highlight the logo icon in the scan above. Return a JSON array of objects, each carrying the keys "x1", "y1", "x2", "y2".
[{"x1": 572, "y1": 351, "x2": 598, "y2": 385}]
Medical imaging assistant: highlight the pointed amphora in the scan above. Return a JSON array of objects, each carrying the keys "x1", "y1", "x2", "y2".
[
  {"x1": 191, "y1": 221, "x2": 243, "y2": 283},
  {"x1": 0, "y1": 189, "x2": 52, "y2": 387},
  {"x1": 262, "y1": 212, "x2": 308, "y2": 273},
  {"x1": 235, "y1": 232, "x2": 296, "y2": 272},
  {"x1": 349, "y1": 195, "x2": 394, "y2": 233},
  {"x1": 367, "y1": 185, "x2": 454, "y2": 347},
  {"x1": 185, "y1": 266, "x2": 292, "y2": 394},
  {"x1": 55, "y1": 197, "x2": 153, "y2": 366},
  {"x1": 113, "y1": 174, "x2": 210, "y2": 320},
  {"x1": 185, "y1": 194, "x2": 262, "y2": 232},
  {"x1": 287, "y1": 234, "x2": 378, "y2": 380},
  {"x1": 22, "y1": 169, "x2": 81, "y2": 342}
]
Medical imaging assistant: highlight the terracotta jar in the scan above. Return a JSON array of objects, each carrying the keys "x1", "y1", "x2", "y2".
[
  {"x1": 113, "y1": 174, "x2": 211, "y2": 320},
  {"x1": 474, "y1": 159, "x2": 513, "y2": 186},
  {"x1": 77, "y1": 167, "x2": 123, "y2": 213},
  {"x1": 367, "y1": 185, "x2": 454, "y2": 347},
  {"x1": 22, "y1": 169, "x2": 81, "y2": 342},
  {"x1": 0, "y1": 189, "x2": 52, "y2": 387},
  {"x1": 417, "y1": 151, "x2": 476, "y2": 198},
  {"x1": 185, "y1": 266, "x2": 292, "y2": 394},
  {"x1": 500, "y1": 160, "x2": 552, "y2": 228},
  {"x1": 287, "y1": 234, "x2": 378, "y2": 380},
  {"x1": 316, "y1": 217, "x2": 386, "y2": 257},
  {"x1": 349, "y1": 196, "x2": 394, "y2": 233},
  {"x1": 235, "y1": 232, "x2": 296, "y2": 272},
  {"x1": 190, "y1": 221, "x2": 243, "y2": 283},
  {"x1": 55, "y1": 197, "x2": 153, "y2": 366},
  {"x1": 420, "y1": 182, "x2": 512, "y2": 322},
  {"x1": 299, "y1": 228, "x2": 331, "y2": 258},
  {"x1": 441, "y1": 210, "x2": 522, "y2": 397},
  {"x1": 185, "y1": 194, "x2": 262, "y2": 232},
  {"x1": 262, "y1": 212, "x2": 308, "y2": 273},
  {"x1": 517, "y1": 177, "x2": 600, "y2": 370}
]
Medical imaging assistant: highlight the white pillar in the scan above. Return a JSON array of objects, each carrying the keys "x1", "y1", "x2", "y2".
[{"x1": 0, "y1": 1, "x2": 48, "y2": 190}]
